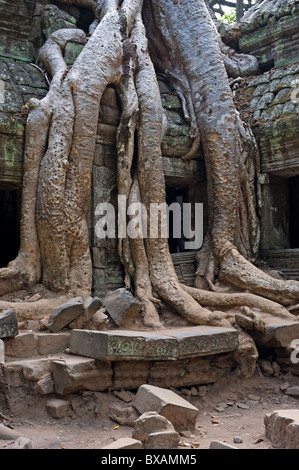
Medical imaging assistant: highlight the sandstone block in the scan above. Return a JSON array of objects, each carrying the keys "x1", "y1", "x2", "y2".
[
  {"x1": 84, "y1": 296, "x2": 103, "y2": 319},
  {"x1": 52, "y1": 356, "x2": 113, "y2": 395},
  {"x1": 103, "y1": 288, "x2": 142, "y2": 326},
  {"x1": 209, "y1": 440, "x2": 237, "y2": 449},
  {"x1": 3, "y1": 358, "x2": 51, "y2": 388},
  {"x1": 3, "y1": 332, "x2": 37, "y2": 358},
  {"x1": 133, "y1": 384, "x2": 199, "y2": 431},
  {"x1": 10, "y1": 437, "x2": 33, "y2": 449},
  {"x1": 46, "y1": 398, "x2": 71, "y2": 419},
  {"x1": 264, "y1": 410, "x2": 299, "y2": 449},
  {"x1": 48, "y1": 297, "x2": 84, "y2": 333},
  {"x1": 145, "y1": 430, "x2": 180, "y2": 449},
  {"x1": 35, "y1": 373, "x2": 54, "y2": 395},
  {"x1": 0, "y1": 310, "x2": 18, "y2": 338},
  {"x1": 109, "y1": 404, "x2": 139, "y2": 426},
  {"x1": 250, "y1": 316, "x2": 299, "y2": 348},
  {"x1": 69, "y1": 325, "x2": 238, "y2": 362},
  {"x1": 133, "y1": 411, "x2": 177, "y2": 442}
]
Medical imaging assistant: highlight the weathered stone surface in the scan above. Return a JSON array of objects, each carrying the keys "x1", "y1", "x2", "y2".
[
  {"x1": 264, "y1": 410, "x2": 299, "y2": 449},
  {"x1": 0, "y1": 339, "x2": 4, "y2": 363},
  {"x1": 46, "y1": 398, "x2": 71, "y2": 419},
  {"x1": 103, "y1": 288, "x2": 142, "y2": 326},
  {"x1": 48, "y1": 297, "x2": 84, "y2": 333},
  {"x1": 52, "y1": 356, "x2": 113, "y2": 395},
  {"x1": 109, "y1": 403, "x2": 139, "y2": 426},
  {"x1": 209, "y1": 440, "x2": 237, "y2": 449},
  {"x1": 84, "y1": 296, "x2": 103, "y2": 318},
  {"x1": 101, "y1": 438, "x2": 143, "y2": 449},
  {"x1": 0, "y1": 310, "x2": 18, "y2": 338},
  {"x1": 69, "y1": 326, "x2": 238, "y2": 362},
  {"x1": 3, "y1": 332, "x2": 37, "y2": 358},
  {"x1": 133, "y1": 384, "x2": 199, "y2": 431},
  {"x1": 10, "y1": 437, "x2": 33, "y2": 449},
  {"x1": 284, "y1": 386, "x2": 299, "y2": 398},
  {"x1": 112, "y1": 361, "x2": 150, "y2": 390},
  {"x1": 145, "y1": 430, "x2": 180, "y2": 449},
  {"x1": 250, "y1": 316, "x2": 299, "y2": 348},
  {"x1": 35, "y1": 373, "x2": 54, "y2": 395},
  {"x1": 4, "y1": 358, "x2": 53, "y2": 395},
  {"x1": 259, "y1": 360, "x2": 274, "y2": 375},
  {"x1": 133, "y1": 411, "x2": 177, "y2": 443},
  {"x1": 37, "y1": 332, "x2": 70, "y2": 355}
]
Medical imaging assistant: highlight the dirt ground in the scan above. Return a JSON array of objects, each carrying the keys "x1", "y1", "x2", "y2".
[{"x1": 1, "y1": 371, "x2": 298, "y2": 451}]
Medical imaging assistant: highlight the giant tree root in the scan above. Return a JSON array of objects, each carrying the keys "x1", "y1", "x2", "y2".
[
  {"x1": 182, "y1": 285, "x2": 297, "y2": 321},
  {"x1": 219, "y1": 246, "x2": 299, "y2": 306}
]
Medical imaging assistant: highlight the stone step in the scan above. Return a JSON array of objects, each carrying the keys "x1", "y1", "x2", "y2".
[
  {"x1": 69, "y1": 326, "x2": 239, "y2": 362},
  {"x1": 3, "y1": 331, "x2": 70, "y2": 359}
]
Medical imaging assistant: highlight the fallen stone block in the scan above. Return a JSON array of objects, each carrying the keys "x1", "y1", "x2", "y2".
[
  {"x1": 113, "y1": 361, "x2": 150, "y2": 389},
  {"x1": 52, "y1": 355, "x2": 113, "y2": 394},
  {"x1": 10, "y1": 437, "x2": 33, "y2": 449},
  {"x1": 0, "y1": 424, "x2": 24, "y2": 440},
  {"x1": 0, "y1": 339, "x2": 4, "y2": 363},
  {"x1": 133, "y1": 384, "x2": 199, "y2": 431},
  {"x1": 109, "y1": 403, "x2": 139, "y2": 426},
  {"x1": 249, "y1": 316, "x2": 299, "y2": 348},
  {"x1": 101, "y1": 437, "x2": 143, "y2": 449},
  {"x1": 3, "y1": 358, "x2": 51, "y2": 388},
  {"x1": 69, "y1": 328, "x2": 177, "y2": 361},
  {"x1": 0, "y1": 310, "x2": 18, "y2": 339},
  {"x1": 144, "y1": 430, "x2": 180, "y2": 449},
  {"x1": 84, "y1": 296, "x2": 103, "y2": 319},
  {"x1": 133, "y1": 411, "x2": 178, "y2": 443},
  {"x1": 209, "y1": 440, "x2": 238, "y2": 449},
  {"x1": 35, "y1": 373, "x2": 54, "y2": 395},
  {"x1": 46, "y1": 398, "x2": 71, "y2": 419},
  {"x1": 103, "y1": 288, "x2": 142, "y2": 326},
  {"x1": 48, "y1": 297, "x2": 84, "y2": 333},
  {"x1": 264, "y1": 410, "x2": 299, "y2": 449}
]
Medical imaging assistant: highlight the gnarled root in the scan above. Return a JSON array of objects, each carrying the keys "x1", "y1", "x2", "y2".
[{"x1": 219, "y1": 244, "x2": 299, "y2": 307}]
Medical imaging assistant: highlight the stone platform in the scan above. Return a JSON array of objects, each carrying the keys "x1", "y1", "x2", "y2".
[{"x1": 69, "y1": 326, "x2": 239, "y2": 362}]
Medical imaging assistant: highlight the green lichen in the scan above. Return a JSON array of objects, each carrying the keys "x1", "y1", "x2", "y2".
[{"x1": 4, "y1": 140, "x2": 17, "y2": 168}]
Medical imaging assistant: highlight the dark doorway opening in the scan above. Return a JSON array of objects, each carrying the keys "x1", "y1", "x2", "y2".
[
  {"x1": 166, "y1": 186, "x2": 188, "y2": 254},
  {"x1": 290, "y1": 175, "x2": 299, "y2": 248},
  {"x1": 0, "y1": 189, "x2": 20, "y2": 268}
]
